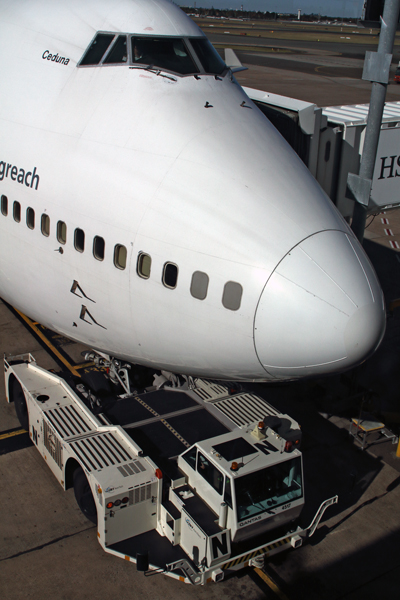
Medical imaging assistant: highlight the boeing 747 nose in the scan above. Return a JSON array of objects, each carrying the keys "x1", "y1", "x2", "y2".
[
  {"x1": 254, "y1": 230, "x2": 386, "y2": 380},
  {"x1": 0, "y1": 0, "x2": 387, "y2": 384}
]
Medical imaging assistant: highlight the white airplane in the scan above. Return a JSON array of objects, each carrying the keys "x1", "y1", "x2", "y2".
[{"x1": 0, "y1": 0, "x2": 386, "y2": 384}]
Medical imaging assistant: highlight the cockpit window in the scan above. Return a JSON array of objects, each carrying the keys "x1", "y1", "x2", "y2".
[
  {"x1": 80, "y1": 33, "x2": 115, "y2": 66},
  {"x1": 131, "y1": 37, "x2": 199, "y2": 75},
  {"x1": 104, "y1": 35, "x2": 128, "y2": 64},
  {"x1": 189, "y1": 38, "x2": 226, "y2": 75},
  {"x1": 79, "y1": 33, "x2": 227, "y2": 76}
]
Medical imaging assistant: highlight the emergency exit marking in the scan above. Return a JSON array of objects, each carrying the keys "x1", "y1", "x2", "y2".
[
  {"x1": 381, "y1": 218, "x2": 389, "y2": 224},
  {"x1": 389, "y1": 240, "x2": 400, "y2": 249},
  {"x1": 384, "y1": 228, "x2": 394, "y2": 236}
]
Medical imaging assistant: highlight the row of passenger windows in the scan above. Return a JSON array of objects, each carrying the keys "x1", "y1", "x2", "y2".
[
  {"x1": 1, "y1": 195, "x2": 243, "y2": 310},
  {"x1": 1, "y1": 196, "x2": 122, "y2": 264}
]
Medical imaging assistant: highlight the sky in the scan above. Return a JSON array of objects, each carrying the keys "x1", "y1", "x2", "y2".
[{"x1": 178, "y1": 1, "x2": 366, "y2": 19}]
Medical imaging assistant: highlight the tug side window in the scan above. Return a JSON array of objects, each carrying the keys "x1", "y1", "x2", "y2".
[
  {"x1": 224, "y1": 476, "x2": 233, "y2": 508},
  {"x1": 182, "y1": 447, "x2": 197, "y2": 470},
  {"x1": 197, "y1": 452, "x2": 223, "y2": 495}
]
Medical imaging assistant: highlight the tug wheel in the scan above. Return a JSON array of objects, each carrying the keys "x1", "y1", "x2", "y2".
[
  {"x1": 73, "y1": 466, "x2": 97, "y2": 524},
  {"x1": 11, "y1": 377, "x2": 29, "y2": 431}
]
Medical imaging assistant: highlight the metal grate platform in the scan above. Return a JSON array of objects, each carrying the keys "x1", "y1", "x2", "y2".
[
  {"x1": 213, "y1": 393, "x2": 280, "y2": 427},
  {"x1": 69, "y1": 431, "x2": 134, "y2": 471}
]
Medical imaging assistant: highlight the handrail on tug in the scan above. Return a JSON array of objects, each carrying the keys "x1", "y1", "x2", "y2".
[{"x1": 305, "y1": 495, "x2": 339, "y2": 538}]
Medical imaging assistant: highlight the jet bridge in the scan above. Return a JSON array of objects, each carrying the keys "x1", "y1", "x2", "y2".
[{"x1": 245, "y1": 87, "x2": 400, "y2": 219}]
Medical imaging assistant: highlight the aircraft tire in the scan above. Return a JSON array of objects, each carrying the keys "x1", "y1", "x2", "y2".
[
  {"x1": 73, "y1": 466, "x2": 97, "y2": 524},
  {"x1": 11, "y1": 377, "x2": 29, "y2": 431}
]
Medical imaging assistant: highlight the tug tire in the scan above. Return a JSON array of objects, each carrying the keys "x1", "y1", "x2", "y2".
[
  {"x1": 11, "y1": 377, "x2": 29, "y2": 431},
  {"x1": 73, "y1": 466, "x2": 97, "y2": 524}
]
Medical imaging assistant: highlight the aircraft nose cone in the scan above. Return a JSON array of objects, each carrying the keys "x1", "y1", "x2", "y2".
[{"x1": 254, "y1": 231, "x2": 386, "y2": 379}]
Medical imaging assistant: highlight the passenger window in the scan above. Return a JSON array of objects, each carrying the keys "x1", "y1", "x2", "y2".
[
  {"x1": 74, "y1": 228, "x2": 85, "y2": 252},
  {"x1": 137, "y1": 252, "x2": 151, "y2": 279},
  {"x1": 1, "y1": 195, "x2": 7, "y2": 216},
  {"x1": 103, "y1": 35, "x2": 128, "y2": 64},
  {"x1": 13, "y1": 201, "x2": 21, "y2": 223},
  {"x1": 114, "y1": 244, "x2": 127, "y2": 270},
  {"x1": 163, "y1": 262, "x2": 178, "y2": 289},
  {"x1": 197, "y1": 452, "x2": 224, "y2": 495},
  {"x1": 57, "y1": 220, "x2": 67, "y2": 244},
  {"x1": 26, "y1": 207, "x2": 35, "y2": 230},
  {"x1": 222, "y1": 281, "x2": 243, "y2": 311},
  {"x1": 80, "y1": 33, "x2": 115, "y2": 66},
  {"x1": 190, "y1": 271, "x2": 209, "y2": 300},
  {"x1": 41, "y1": 214, "x2": 50, "y2": 237},
  {"x1": 93, "y1": 235, "x2": 105, "y2": 260}
]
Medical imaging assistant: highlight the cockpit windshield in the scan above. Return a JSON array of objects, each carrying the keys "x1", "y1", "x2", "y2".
[
  {"x1": 131, "y1": 37, "x2": 199, "y2": 74},
  {"x1": 235, "y1": 457, "x2": 303, "y2": 523},
  {"x1": 189, "y1": 38, "x2": 226, "y2": 75},
  {"x1": 79, "y1": 33, "x2": 227, "y2": 76}
]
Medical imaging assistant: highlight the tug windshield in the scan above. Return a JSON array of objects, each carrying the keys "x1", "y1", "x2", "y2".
[{"x1": 235, "y1": 457, "x2": 303, "y2": 523}]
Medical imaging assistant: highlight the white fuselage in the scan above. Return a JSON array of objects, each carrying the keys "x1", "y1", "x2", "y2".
[{"x1": 0, "y1": 0, "x2": 386, "y2": 381}]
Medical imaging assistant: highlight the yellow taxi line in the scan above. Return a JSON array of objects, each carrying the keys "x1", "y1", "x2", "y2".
[
  {"x1": 15, "y1": 309, "x2": 81, "y2": 378},
  {"x1": 0, "y1": 428, "x2": 27, "y2": 440},
  {"x1": 254, "y1": 567, "x2": 291, "y2": 600}
]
